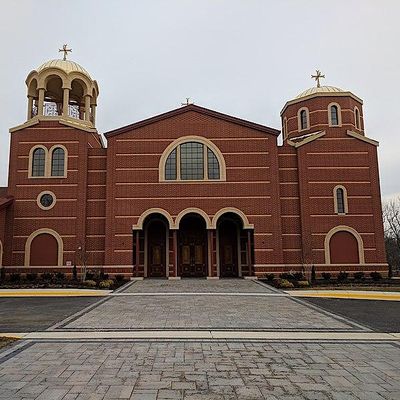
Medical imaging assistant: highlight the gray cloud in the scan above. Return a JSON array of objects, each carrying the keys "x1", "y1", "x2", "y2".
[{"x1": 0, "y1": 0, "x2": 399, "y2": 197}]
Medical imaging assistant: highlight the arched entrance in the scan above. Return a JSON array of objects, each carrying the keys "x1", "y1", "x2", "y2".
[
  {"x1": 329, "y1": 231, "x2": 359, "y2": 264},
  {"x1": 30, "y1": 233, "x2": 59, "y2": 266},
  {"x1": 144, "y1": 215, "x2": 168, "y2": 278},
  {"x1": 178, "y1": 214, "x2": 208, "y2": 278}
]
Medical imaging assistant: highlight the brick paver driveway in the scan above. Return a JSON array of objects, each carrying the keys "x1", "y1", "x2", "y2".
[{"x1": 1, "y1": 279, "x2": 400, "y2": 399}]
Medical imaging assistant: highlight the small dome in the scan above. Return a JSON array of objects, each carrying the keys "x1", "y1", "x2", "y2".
[
  {"x1": 36, "y1": 59, "x2": 91, "y2": 79},
  {"x1": 295, "y1": 85, "x2": 345, "y2": 99}
]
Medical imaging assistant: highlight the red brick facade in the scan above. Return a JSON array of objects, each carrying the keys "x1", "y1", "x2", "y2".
[{"x1": 0, "y1": 77, "x2": 387, "y2": 278}]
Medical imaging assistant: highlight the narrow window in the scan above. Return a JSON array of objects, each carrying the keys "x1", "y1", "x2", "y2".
[
  {"x1": 336, "y1": 188, "x2": 345, "y2": 214},
  {"x1": 51, "y1": 148, "x2": 65, "y2": 177},
  {"x1": 32, "y1": 148, "x2": 46, "y2": 177},
  {"x1": 207, "y1": 148, "x2": 220, "y2": 179},
  {"x1": 300, "y1": 110, "x2": 308, "y2": 130},
  {"x1": 165, "y1": 148, "x2": 177, "y2": 180},
  {"x1": 180, "y1": 142, "x2": 204, "y2": 180},
  {"x1": 330, "y1": 105, "x2": 339, "y2": 126},
  {"x1": 355, "y1": 108, "x2": 360, "y2": 129}
]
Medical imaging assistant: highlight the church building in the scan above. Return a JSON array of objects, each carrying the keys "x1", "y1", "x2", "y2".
[{"x1": 0, "y1": 51, "x2": 387, "y2": 278}]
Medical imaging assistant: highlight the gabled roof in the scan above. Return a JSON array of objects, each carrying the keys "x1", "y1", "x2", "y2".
[{"x1": 104, "y1": 104, "x2": 280, "y2": 138}]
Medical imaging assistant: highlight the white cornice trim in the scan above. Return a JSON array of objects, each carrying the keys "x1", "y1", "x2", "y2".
[{"x1": 287, "y1": 131, "x2": 326, "y2": 148}]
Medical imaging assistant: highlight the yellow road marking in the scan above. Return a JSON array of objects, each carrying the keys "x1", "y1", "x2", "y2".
[
  {"x1": 0, "y1": 291, "x2": 108, "y2": 297},
  {"x1": 292, "y1": 292, "x2": 400, "y2": 301}
]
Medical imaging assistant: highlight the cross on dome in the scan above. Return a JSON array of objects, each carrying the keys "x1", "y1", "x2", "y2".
[
  {"x1": 311, "y1": 70, "x2": 325, "y2": 88},
  {"x1": 58, "y1": 44, "x2": 72, "y2": 61},
  {"x1": 181, "y1": 97, "x2": 194, "y2": 106}
]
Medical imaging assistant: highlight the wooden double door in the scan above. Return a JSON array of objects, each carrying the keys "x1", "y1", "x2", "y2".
[
  {"x1": 219, "y1": 220, "x2": 239, "y2": 278},
  {"x1": 147, "y1": 220, "x2": 167, "y2": 278},
  {"x1": 178, "y1": 216, "x2": 207, "y2": 278}
]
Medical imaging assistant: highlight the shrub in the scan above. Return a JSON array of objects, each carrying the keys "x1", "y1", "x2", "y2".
[
  {"x1": 114, "y1": 274, "x2": 125, "y2": 283},
  {"x1": 85, "y1": 270, "x2": 95, "y2": 281},
  {"x1": 293, "y1": 272, "x2": 305, "y2": 281},
  {"x1": 10, "y1": 273, "x2": 21, "y2": 283},
  {"x1": 370, "y1": 271, "x2": 382, "y2": 281},
  {"x1": 297, "y1": 280, "x2": 310, "y2": 288},
  {"x1": 83, "y1": 279, "x2": 97, "y2": 288},
  {"x1": 280, "y1": 273, "x2": 295, "y2": 281},
  {"x1": 353, "y1": 272, "x2": 365, "y2": 281},
  {"x1": 99, "y1": 271, "x2": 109, "y2": 281},
  {"x1": 99, "y1": 279, "x2": 114, "y2": 289},
  {"x1": 26, "y1": 272, "x2": 38, "y2": 282},
  {"x1": 279, "y1": 279, "x2": 294, "y2": 289},
  {"x1": 337, "y1": 271, "x2": 349, "y2": 282},
  {"x1": 322, "y1": 272, "x2": 331, "y2": 281},
  {"x1": 265, "y1": 273, "x2": 275, "y2": 282},
  {"x1": 55, "y1": 272, "x2": 66, "y2": 283},
  {"x1": 41, "y1": 272, "x2": 54, "y2": 283}
]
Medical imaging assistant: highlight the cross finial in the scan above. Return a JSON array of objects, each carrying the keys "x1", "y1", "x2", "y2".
[
  {"x1": 59, "y1": 44, "x2": 72, "y2": 61},
  {"x1": 311, "y1": 70, "x2": 325, "y2": 88},
  {"x1": 181, "y1": 97, "x2": 194, "y2": 106}
]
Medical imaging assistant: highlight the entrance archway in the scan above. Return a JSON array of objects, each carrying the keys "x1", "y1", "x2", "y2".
[
  {"x1": 329, "y1": 231, "x2": 359, "y2": 264},
  {"x1": 144, "y1": 215, "x2": 168, "y2": 278},
  {"x1": 178, "y1": 214, "x2": 208, "y2": 277}
]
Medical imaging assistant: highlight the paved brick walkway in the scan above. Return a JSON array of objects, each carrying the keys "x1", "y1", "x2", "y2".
[
  {"x1": 1, "y1": 341, "x2": 399, "y2": 399},
  {"x1": 0, "y1": 279, "x2": 399, "y2": 399}
]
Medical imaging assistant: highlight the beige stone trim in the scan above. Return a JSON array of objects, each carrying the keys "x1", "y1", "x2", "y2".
[
  {"x1": 211, "y1": 207, "x2": 254, "y2": 229},
  {"x1": 333, "y1": 185, "x2": 348, "y2": 215},
  {"x1": 346, "y1": 130, "x2": 379, "y2": 146},
  {"x1": 175, "y1": 207, "x2": 212, "y2": 229},
  {"x1": 297, "y1": 107, "x2": 310, "y2": 132},
  {"x1": 324, "y1": 225, "x2": 365, "y2": 264},
  {"x1": 328, "y1": 102, "x2": 342, "y2": 127},
  {"x1": 24, "y1": 228, "x2": 64, "y2": 266},
  {"x1": 158, "y1": 135, "x2": 226, "y2": 182},
  {"x1": 133, "y1": 208, "x2": 174, "y2": 230},
  {"x1": 28, "y1": 145, "x2": 49, "y2": 178},
  {"x1": 36, "y1": 190, "x2": 57, "y2": 210},
  {"x1": 48, "y1": 144, "x2": 68, "y2": 178}
]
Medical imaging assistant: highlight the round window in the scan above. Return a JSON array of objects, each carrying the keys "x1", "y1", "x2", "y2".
[{"x1": 37, "y1": 191, "x2": 56, "y2": 210}]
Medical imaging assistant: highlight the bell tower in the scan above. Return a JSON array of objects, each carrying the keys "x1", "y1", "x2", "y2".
[{"x1": 24, "y1": 45, "x2": 99, "y2": 127}]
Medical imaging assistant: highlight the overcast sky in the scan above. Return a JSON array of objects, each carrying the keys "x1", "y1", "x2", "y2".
[{"x1": 0, "y1": 1, "x2": 399, "y2": 199}]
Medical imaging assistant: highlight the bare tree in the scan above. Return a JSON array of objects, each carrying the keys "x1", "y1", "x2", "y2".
[
  {"x1": 76, "y1": 244, "x2": 89, "y2": 282},
  {"x1": 383, "y1": 197, "x2": 400, "y2": 275}
]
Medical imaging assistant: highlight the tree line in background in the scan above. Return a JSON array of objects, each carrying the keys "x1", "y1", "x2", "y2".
[{"x1": 383, "y1": 196, "x2": 400, "y2": 276}]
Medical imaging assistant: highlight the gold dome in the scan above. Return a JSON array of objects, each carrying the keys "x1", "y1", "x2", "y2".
[
  {"x1": 295, "y1": 85, "x2": 345, "y2": 99},
  {"x1": 36, "y1": 59, "x2": 91, "y2": 79}
]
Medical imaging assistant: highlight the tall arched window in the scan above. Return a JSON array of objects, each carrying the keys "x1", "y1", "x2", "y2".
[
  {"x1": 51, "y1": 147, "x2": 65, "y2": 176},
  {"x1": 298, "y1": 108, "x2": 309, "y2": 131},
  {"x1": 330, "y1": 105, "x2": 339, "y2": 126},
  {"x1": 354, "y1": 107, "x2": 361, "y2": 129},
  {"x1": 160, "y1": 137, "x2": 225, "y2": 181},
  {"x1": 334, "y1": 185, "x2": 348, "y2": 214},
  {"x1": 32, "y1": 148, "x2": 46, "y2": 177}
]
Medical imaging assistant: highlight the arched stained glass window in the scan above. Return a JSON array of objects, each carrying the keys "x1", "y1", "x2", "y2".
[
  {"x1": 51, "y1": 148, "x2": 65, "y2": 176},
  {"x1": 165, "y1": 148, "x2": 177, "y2": 180},
  {"x1": 207, "y1": 148, "x2": 220, "y2": 179},
  {"x1": 163, "y1": 140, "x2": 222, "y2": 181},
  {"x1": 32, "y1": 148, "x2": 46, "y2": 177},
  {"x1": 330, "y1": 105, "x2": 339, "y2": 126}
]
